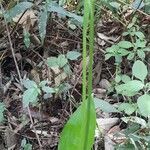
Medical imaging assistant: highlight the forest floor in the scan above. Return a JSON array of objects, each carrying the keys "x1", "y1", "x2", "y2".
[{"x1": 0, "y1": 1, "x2": 150, "y2": 150}]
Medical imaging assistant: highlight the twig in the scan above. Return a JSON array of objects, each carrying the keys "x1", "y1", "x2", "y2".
[
  {"x1": 27, "y1": 106, "x2": 43, "y2": 150},
  {"x1": 0, "y1": 4, "x2": 22, "y2": 86}
]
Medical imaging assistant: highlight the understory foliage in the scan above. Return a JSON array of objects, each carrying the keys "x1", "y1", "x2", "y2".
[{"x1": 0, "y1": 0, "x2": 150, "y2": 149}]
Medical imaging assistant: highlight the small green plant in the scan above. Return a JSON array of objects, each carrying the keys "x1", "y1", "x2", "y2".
[{"x1": 105, "y1": 23, "x2": 150, "y2": 148}]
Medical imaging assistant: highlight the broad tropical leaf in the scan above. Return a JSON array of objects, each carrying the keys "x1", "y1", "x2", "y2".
[{"x1": 58, "y1": 99, "x2": 96, "y2": 150}]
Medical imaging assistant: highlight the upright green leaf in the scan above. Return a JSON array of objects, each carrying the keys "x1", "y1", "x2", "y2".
[
  {"x1": 58, "y1": 99, "x2": 96, "y2": 150},
  {"x1": 137, "y1": 94, "x2": 150, "y2": 117},
  {"x1": 132, "y1": 60, "x2": 148, "y2": 81}
]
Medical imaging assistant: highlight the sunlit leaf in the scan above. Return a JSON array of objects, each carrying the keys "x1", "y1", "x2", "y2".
[
  {"x1": 118, "y1": 103, "x2": 136, "y2": 115},
  {"x1": 58, "y1": 99, "x2": 96, "y2": 150},
  {"x1": 23, "y1": 88, "x2": 39, "y2": 107},
  {"x1": 118, "y1": 41, "x2": 133, "y2": 49},
  {"x1": 66, "y1": 51, "x2": 81, "y2": 60},
  {"x1": 115, "y1": 80, "x2": 144, "y2": 96},
  {"x1": 57, "y1": 54, "x2": 68, "y2": 68},
  {"x1": 47, "y1": 57, "x2": 58, "y2": 67},
  {"x1": 94, "y1": 98, "x2": 118, "y2": 113},
  {"x1": 22, "y1": 79, "x2": 37, "y2": 89},
  {"x1": 132, "y1": 60, "x2": 147, "y2": 81},
  {"x1": 137, "y1": 94, "x2": 150, "y2": 117}
]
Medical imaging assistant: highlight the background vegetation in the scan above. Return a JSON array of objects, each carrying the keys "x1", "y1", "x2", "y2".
[{"x1": 0, "y1": 0, "x2": 150, "y2": 149}]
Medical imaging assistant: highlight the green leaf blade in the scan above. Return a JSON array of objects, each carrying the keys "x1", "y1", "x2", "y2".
[
  {"x1": 66, "y1": 51, "x2": 81, "y2": 60},
  {"x1": 132, "y1": 60, "x2": 148, "y2": 81},
  {"x1": 23, "y1": 88, "x2": 39, "y2": 107},
  {"x1": 137, "y1": 94, "x2": 150, "y2": 117},
  {"x1": 58, "y1": 100, "x2": 96, "y2": 150}
]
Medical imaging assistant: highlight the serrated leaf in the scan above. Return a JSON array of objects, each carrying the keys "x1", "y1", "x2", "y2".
[
  {"x1": 23, "y1": 79, "x2": 37, "y2": 89},
  {"x1": 5, "y1": 2, "x2": 33, "y2": 21},
  {"x1": 57, "y1": 54, "x2": 68, "y2": 68},
  {"x1": 0, "y1": 102, "x2": 5, "y2": 122},
  {"x1": 66, "y1": 51, "x2": 81, "y2": 60},
  {"x1": 58, "y1": 99, "x2": 96, "y2": 150},
  {"x1": 115, "y1": 80, "x2": 144, "y2": 96},
  {"x1": 94, "y1": 98, "x2": 119, "y2": 113},
  {"x1": 118, "y1": 41, "x2": 133, "y2": 49},
  {"x1": 38, "y1": 5, "x2": 48, "y2": 44},
  {"x1": 47, "y1": 57, "x2": 58, "y2": 67},
  {"x1": 137, "y1": 94, "x2": 150, "y2": 117},
  {"x1": 132, "y1": 60, "x2": 147, "y2": 81},
  {"x1": 42, "y1": 86, "x2": 56, "y2": 93},
  {"x1": 23, "y1": 88, "x2": 39, "y2": 107}
]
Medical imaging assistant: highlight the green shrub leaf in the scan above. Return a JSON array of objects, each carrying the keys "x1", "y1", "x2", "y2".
[
  {"x1": 47, "y1": 57, "x2": 59, "y2": 67},
  {"x1": 66, "y1": 51, "x2": 81, "y2": 60},
  {"x1": 115, "y1": 80, "x2": 144, "y2": 96},
  {"x1": 132, "y1": 60, "x2": 147, "y2": 81},
  {"x1": 42, "y1": 86, "x2": 56, "y2": 94},
  {"x1": 118, "y1": 41, "x2": 133, "y2": 49},
  {"x1": 23, "y1": 79, "x2": 37, "y2": 89},
  {"x1": 94, "y1": 98, "x2": 119, "y2": 113},
  {"x1": 58, "y1": 99, "x2": 96, "y2": 150},
  {"x1": 38, "y1": 5, "x2": 48, "y2": 44},
  {"x1": 118, "y1": 103, "x2": 136, "y2": 115},
  {"x1": 5, "y1": 2, "x2": 33, "y2": 21},
  {"x1": 137, "y1": 94, "x2": 150, "y2": 117},
  {"x1": 57, "y1": 54, "x2": 68, "y2": 68},
  {"x1": 23, "y1": 88, "x2": 39, "y2": 107}
]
